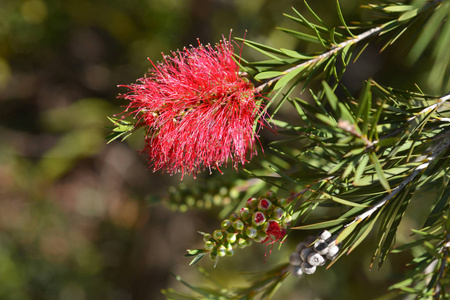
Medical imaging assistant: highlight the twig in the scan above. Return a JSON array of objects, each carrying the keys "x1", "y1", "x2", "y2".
[
  {"x1": 346, "y1": 129, "x2": 450, "y2": 226},
  {"x1": 255, "y1": 26, "x2": 383, "y2": 92}
]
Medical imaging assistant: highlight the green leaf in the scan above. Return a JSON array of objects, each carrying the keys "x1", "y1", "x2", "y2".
[
  {"x1": 398, "y1": 8, "x2": 418, "y2": 21},
  {"x1": 336, "y1": 0, "x2": 354, "y2": 37},
  {"x1": 280, "y1": 48, "x2": 313, "y2": 59},
  {"x1": 254, "y1": 71, "x2": 284, "y2": 80},
  {"x1": 369, "y1": 152, "x2": 391, "y2": 192},
  {"x1": 336, "y1": 221, "x2": 359, "y2": 244},
  {"x1": 292, "y1": 218, "x2": 348, "y2": 230},
  {"x1": 383, "y1": 5, "x2": 415, "y2": 12},
  {"x1": 354, "y1": 155, "x2": 370, "y2": 186},
  {"x1": 273, "y1": 64, "x2": 306, "y2": 91},
  {"x1": 318, "y1": 190, "x2": 370, "y2": 207},
  {"x1": 277, "y1": 27, "x2": 322, "y2": 44}
]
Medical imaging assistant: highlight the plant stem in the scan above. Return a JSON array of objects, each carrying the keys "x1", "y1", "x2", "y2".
[{"x1": 255, "y1": 26, "x2": 383, "y2": 92}]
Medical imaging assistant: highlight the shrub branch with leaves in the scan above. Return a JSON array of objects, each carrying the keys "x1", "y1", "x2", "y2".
[{"x1": 110, "y1": 0, "x2": 449, "y2": 299}]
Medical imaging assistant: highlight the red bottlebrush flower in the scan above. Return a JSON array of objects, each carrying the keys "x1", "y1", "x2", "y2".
[{"x1": 118, "y1": 37, "x2": 266, "y2": 177}]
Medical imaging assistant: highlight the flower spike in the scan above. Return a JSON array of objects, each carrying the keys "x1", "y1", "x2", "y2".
[{"x1": 118, "y1": 37, "x2": 267, "y2": 177}]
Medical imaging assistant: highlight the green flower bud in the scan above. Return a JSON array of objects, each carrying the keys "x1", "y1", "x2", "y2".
[
  {"x1": 272, "y1": 206, "x2": 284, "y2": 220},
  {"x1": 213, "y1": 229, "x2": 224, "y2": 241},
  {"x1": 277, "y1": 198, "x2": 288, "y2": 208},
  {"x1": 265, "y1": 190, "x2": 276, "y2": 201},
  {"x1": 254, "y1": 231, "x2": 268, "y2": 243},
  {"x1": 217, "y1": 245, "x2": 227, "y2": 257},
  {"x1": 282, "y1": 215, "x2": 293, "y2": 227},
  {"x1": 245, "y1": 226, "x2": 258, "y2": 239},
  {"x1": 204, "y1": 241, "x2": 215, "y2": 251},
  {"x1": 229, "y1": 213, "x2": 239, "y2": 222},
  {"x1": 221, "y1": 219, "x2": 232, "y2": 230},
  {"x1": 209, "y1": 251, "x2": 217, "y2": 260},
  {"x1": 232, "y1": 220, "x2": 245, "y2": 231},
  {"x1": 203, "y1": 233, "x2": 212, "y2": 243},
  {"x1": 226, "y1": 232, "x2": 237, "y2": 243},
  {"x1": 237, "y1": 238, "x2": 248, "y2": 248}
]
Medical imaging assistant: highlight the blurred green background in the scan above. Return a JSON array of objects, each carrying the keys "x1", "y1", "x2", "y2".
[{"x1": 0, "y1": 0, "x2": 436, "y2": 299}]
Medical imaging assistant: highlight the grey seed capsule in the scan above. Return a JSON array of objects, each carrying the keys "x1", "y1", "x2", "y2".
[
  {"x1": 319, "y1": 230, "x2": 332, "y2": 241},
  {"x1": 301, "y1": 261, "x2": 316, "y2": 275},
  {"x1": 300, "y1": 248, "x2": 314, "y2": 261},
  {"x1": 291, "y1": 265, "x2": 303, "y2": 277},
  {"x1": 307, "y1": 252, "x2": 325, "y2": 266},
  {"x1": 313, "y1": 240, "x2": 329, "y2": 255},
  {"x1": 326, "y1": 244, "x2": 340, "y2": 260},
  {"x1": 295, "y1": 242, "x2": 308, "y2": 253},
  {"x1": 289, "y1": 252, "x2": 303, "y2": 266}
]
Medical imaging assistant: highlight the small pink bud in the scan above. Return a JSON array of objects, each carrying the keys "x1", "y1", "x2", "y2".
[
  {"x1": 238, "y1": 207, "x2": 251, "y2": 220},
  {"x1": 246, "y1": 198, "x2": 258, "y2": 208},
  {"x1": 252, "y1": 212, "x2": 266, "y2": 226},
  {"x1": 258, "y1": 198, "x2": 272, "y2": 212}
]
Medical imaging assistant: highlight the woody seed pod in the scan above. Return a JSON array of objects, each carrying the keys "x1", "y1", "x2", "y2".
[
  {"x1": 289, "y1": 252, "x2": 303, "y2": 266},
  {"x1": 313, "y1": 240, "x2": 329, "y2": 255},
  {"x1": 327, "y1": 244, "x2": 340, "y2": 260},
  {"x1": 300, "y1": 248, "x2": 314, "y2": 261},
  {"x1": 319, "y1": 230, "x2": 332, "y2": 241},
  {"x1": 307, "y1": 252, "x2": 325, "y2": 267},
  {"x1": 301, "y1": 261, "x2": 316, "y2": 275},
  {"x1": 291, "y1": 265, "x2": 303, "y2": 277}
]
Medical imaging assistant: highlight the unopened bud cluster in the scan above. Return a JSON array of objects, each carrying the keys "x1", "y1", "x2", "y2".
[
  {"x1": 202, "y1": 191, "x2": 293, "y2": 261},
  {"x1": 289, "y1": 230, "x2": 340, "y2": 277}
]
